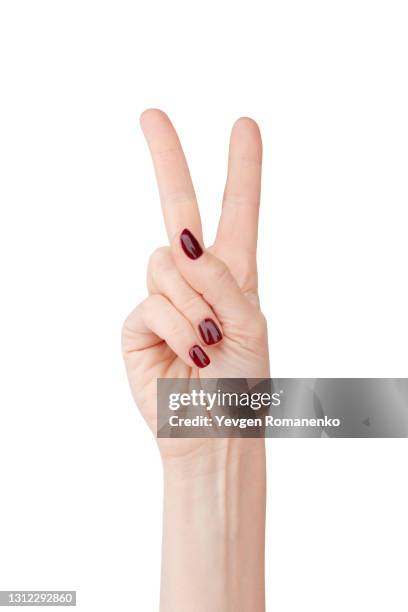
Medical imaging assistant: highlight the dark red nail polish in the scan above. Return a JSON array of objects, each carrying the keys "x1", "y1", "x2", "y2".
[
  {"x1": 198, "y1": 318, "x2": 222, "y2": 345},
  {"x1": 189, "y1": 345, "x2": 210, "y2": 368},
  {"x1": 180, "y1": 228, "x2": 203, "y2": 260}
]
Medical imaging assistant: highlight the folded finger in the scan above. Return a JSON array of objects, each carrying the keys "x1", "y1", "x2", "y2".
[
  {"x1": 122, "y1": 293, "x2": 211, "y2": 369},
  {"x1": 173, "y1": 229, "x2": 260, "y2": 330},
  {"x1": 147, "y1": 247, "x2": 223, "y2": 346}
]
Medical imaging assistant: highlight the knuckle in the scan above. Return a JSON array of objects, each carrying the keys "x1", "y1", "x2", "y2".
[
  {"x1": 148, "y1": 246, "x2": 172, "y2": 277},
  {"x1": 180, "y1": 290, "x2": 203, "y2": 313},
  {"x1": 244, "y1": 290, "x2": 260, "y2": 308},
  {"x1": 143, "y1": 293, "x2": 163, "y2": 312},
  {"x1": 249, "y1": 311, "x2": 268, "y2": 338},
  {"x1": 211, "y1": 258, "x2": 231, "y2": 286},
  {"x1": 203, "y1": 258, "x2": 233, "y2": 303},
  {"x1": 237, "y1": 263, "x2": 257, "y2": 293},
  {"x1": 151, "y1": 143, "x2": 183, "y2": 159},
  {"x1": 167, "y1": 318, "x2": 187, "y2": 339},
  {"x1": 202, "y1": 257, "x2": 235, "y2": 303},
  {"x1": 121, "y1": 319, "x2": 131, "y2": 353},
  {"x1": 161, "y1": 190, "x2": 196, "y2": 207},
  {"x1": 121, "y1": 302, "x2": 144, "y2": 355}
]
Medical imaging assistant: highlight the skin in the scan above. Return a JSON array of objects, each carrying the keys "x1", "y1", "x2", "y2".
[{"x1": 122, "y1": 109, "x2": 270, "y2": 612}]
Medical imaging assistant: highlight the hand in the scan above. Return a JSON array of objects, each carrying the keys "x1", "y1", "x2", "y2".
[
  {"x1": 122, "y1": 110, "x2": 268, "y2": 611},
  {"x1": 122, "y1": 109, "x2": 270, "y2": 459}
]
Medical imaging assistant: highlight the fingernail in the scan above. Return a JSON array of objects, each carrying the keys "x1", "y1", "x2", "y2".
[
  {"x1": 180, "y1": 228, "x2": 203, "y2": 260},
  {"x1": 189, "y1": 345, "x2": 210, "y2": 368},
  {"x1": 198, "y1": 318, "x2": 223, "y2": 345}
]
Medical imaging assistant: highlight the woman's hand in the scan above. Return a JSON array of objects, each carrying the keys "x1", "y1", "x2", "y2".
[
  {"x1": 122, "y1": 109, "x2": 270, "y2": 459},
  {"x1": 122, "y1": 110, "x2": 268, "y2": 611}
]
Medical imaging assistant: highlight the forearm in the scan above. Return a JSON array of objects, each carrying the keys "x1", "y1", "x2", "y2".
[{"x1": 160, "y1": 440, "x2": 266, "y2": 612}]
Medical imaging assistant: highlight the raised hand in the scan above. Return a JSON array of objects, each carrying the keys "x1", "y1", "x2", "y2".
[
  {"x1": 122, "y1": 110, "x2": 269, "y2": 453},
  {"x1": 122, "y1": 110, "x2": 268, "y2": 611}
]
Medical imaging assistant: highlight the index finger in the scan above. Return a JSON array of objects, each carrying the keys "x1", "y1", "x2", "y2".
[{"x1": 140, "y1": 109, "x2": 203, "y2": 244}]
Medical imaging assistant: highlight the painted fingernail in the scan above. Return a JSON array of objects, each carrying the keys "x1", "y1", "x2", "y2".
[
  {"x1": 198, "y1": 318, "x2": 222, "y2": 345},
  {"x1": 180, "y1": 228, "x2": 203, "y2": 260},
  {"x1": 189, "y1": 345, "x2": 210, "y2": 368}
]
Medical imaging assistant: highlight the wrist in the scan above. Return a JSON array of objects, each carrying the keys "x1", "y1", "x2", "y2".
[
  {"x1": 162, "y1": 438, "x2": 266, "y2": 495},
  {"x1": 160, "y1": 440, "x2": 266, "y2": 612}
]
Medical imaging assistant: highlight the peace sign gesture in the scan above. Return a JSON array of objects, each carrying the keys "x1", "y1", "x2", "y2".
[{"x1": 122, "y1": 109, "x2": 270, "y2": 447}]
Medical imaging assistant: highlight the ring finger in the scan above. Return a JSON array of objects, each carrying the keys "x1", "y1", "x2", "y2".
[{"x1": 147, "y1": 246, "x2": 223, "y2": 347}]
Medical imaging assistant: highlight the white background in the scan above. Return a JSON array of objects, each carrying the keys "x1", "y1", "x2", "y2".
[{"x1": 0, "y1": 1, "x2": 407, "y2": 610}]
